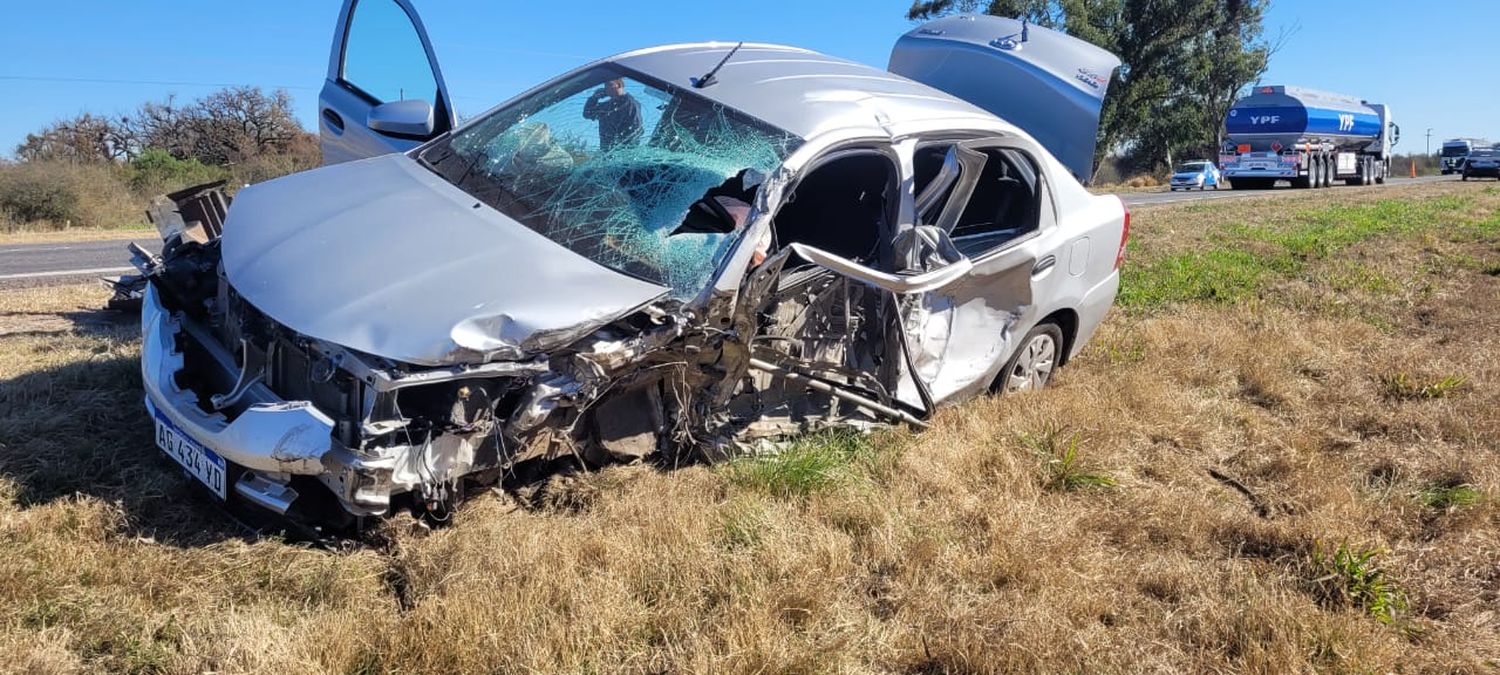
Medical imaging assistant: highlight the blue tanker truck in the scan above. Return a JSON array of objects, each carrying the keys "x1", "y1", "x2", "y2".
[{"x1": 1219, "y1": 85, "x2": 1400, "y2": 190}]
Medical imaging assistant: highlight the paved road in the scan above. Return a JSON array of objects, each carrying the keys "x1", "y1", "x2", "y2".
[
  {"x1": 0, "y1": 174, "x2": 1463, "y2": 289},
  {"x1": 1120, "y1": 173, "x2": 1453, "y2": 206},
  {"x1": 0, "y1": 237, "x2": 158, "y2": 289}
]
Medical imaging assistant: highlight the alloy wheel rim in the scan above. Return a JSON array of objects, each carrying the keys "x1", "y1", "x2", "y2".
[{"x1": 1006, "y1": 333, "x2": 1057, "y2": 392}]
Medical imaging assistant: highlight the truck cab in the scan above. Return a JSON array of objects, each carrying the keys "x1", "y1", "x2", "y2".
[{"x1": 1441, "y1": 139, "x2": 1475, "y2": 175}]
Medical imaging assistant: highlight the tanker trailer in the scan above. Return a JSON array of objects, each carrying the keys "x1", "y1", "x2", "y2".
[{"x1": 1219, "y1": 86, "x2": 1399, "y2": 190}]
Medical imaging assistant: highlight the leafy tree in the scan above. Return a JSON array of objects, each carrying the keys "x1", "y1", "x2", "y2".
[{"x1": 906, "y1": 0, "x2": 1272, "y2": 179}]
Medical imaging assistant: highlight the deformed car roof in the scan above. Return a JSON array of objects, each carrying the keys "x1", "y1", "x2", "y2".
[{"x1": 607, "y1": 43, "x2": 1013, "y2": 141}]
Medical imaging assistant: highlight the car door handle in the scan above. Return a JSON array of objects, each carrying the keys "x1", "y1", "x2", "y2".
[
  {"x1": 321, "y1": 108, "x2": 345, "y2": 133},
  {"x1": 1032, "y1": 255, "x2": 1057, "y2": 278}
]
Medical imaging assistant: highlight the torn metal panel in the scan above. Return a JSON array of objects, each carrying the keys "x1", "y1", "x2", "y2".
[{"x1": 220, "y1": 155, "x2": 671, "y2": 367}]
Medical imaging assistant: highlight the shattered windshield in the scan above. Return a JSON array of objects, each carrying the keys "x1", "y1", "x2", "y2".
[{"x1": 418, "y1": 65, "x2": 802, "y2": 298}]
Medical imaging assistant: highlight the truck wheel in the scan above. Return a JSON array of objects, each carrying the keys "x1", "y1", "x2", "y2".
[
  {"x1": 1323, "y1": 157, "x2": 1334, "y2": 188},
  {"x1": 1294, "y1": 163, "x2": 1313, "y2": 189}
]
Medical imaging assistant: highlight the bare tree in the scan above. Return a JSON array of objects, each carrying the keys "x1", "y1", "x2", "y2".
[{"x1": 14, "y1": 113, "x2": 130, "y2": 163}]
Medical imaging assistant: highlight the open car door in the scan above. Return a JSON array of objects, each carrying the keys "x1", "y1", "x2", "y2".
[
  {"x1": 889, "y1": 14, "x2": 1120, "y2": 183},
  {"x1": 320, "y1": 0, "x2": 456, "y2": 165}
]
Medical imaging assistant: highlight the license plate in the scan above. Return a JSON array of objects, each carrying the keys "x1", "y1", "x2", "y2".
[{"x1": 154, "y1": 410, "x2": 227, "y2": 499}]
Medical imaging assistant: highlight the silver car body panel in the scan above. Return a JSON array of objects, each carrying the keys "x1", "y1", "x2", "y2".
[
  {"x1": 888, "y1": 14, "x2": 1121, "y2": 183},
  {"x1": 221, "y1": 154, "x2": 669, "y2": 366}
]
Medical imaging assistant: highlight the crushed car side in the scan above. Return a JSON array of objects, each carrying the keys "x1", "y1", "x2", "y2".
[{"x1": 135, "y1": 45, "x2": 1126, "y2": 532}]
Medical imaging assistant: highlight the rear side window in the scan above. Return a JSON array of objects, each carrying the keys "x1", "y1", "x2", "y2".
[
  {"x1": 340, "y1": 0, "x2": 439, "y2": 105},
  {"x1": 952, "y1": 148, "x2": 1040, "y2": 243}
]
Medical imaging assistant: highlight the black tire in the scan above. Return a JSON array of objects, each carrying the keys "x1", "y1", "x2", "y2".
[
  {"x1": 1294, "y1": 160, "x2": 1314, "y2": 189},
  {"x1": 995, "y1": 322, "x2": 1065, "y2": 394},
  {"x1": 1462, "y1": 172, "x2": 1469, "y2": 181}
]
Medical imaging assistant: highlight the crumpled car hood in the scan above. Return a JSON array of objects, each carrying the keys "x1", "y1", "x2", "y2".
[{"x1": 221, "y1": 154, "x2": 669, "y2": 366}]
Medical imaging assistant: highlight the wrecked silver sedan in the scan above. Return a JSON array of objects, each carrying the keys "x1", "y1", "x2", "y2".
[{"x1": 137, "y1": 6, "x2": 1129, "y2": 531}]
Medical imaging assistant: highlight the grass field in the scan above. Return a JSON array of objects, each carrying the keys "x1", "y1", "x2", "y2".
[{"x1": 0, "y1": 183, "x2": 1496, "y2": 673}]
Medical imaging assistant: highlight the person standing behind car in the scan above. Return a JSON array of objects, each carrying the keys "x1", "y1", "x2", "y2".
[{"x1": 583, "y1": 78, "x2": 643, "y2": 151}]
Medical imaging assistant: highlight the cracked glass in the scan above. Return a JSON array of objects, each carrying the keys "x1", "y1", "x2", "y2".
[{"x1": 419, "y1": 65, "x2": 802, "y2": 298}]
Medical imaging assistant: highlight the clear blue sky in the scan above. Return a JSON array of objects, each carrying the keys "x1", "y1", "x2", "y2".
[{"x1": 2, "y1": 1, "x2": 1497, "y2": 158}]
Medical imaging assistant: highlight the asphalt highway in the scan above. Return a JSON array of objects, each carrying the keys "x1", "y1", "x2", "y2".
[{"x1": 0, "y1": 174, "x2": 1462, "y2": 289}]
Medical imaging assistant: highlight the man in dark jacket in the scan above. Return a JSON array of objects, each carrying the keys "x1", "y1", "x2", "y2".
[{"x1": 583, "y1": 78, "x2": 643, "y2": 151}]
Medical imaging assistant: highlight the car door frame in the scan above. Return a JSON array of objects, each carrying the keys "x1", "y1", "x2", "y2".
[
  {"x1": 320, "y1": 0, "x2": 457, "y2": 165},
  {"x1": 889, "y1": 130, "x2": 1065, "y2": 408}
]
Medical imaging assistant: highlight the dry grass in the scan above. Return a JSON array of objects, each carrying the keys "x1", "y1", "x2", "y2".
[
  {"x1": 0, "y1": 227, "x2": 154, "y2": 246},
  {"x1": 1, "y1": 183, "x2": 1497, "y2": 673}
]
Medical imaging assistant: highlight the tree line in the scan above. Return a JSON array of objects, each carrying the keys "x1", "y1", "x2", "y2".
[
  {"x1": 907, "y1": 0, "x2": 1274, "y2": 181},
  {"x1": 1, "y1": 87, "x2": 318, "y2": 232},
  {"x1": 15, "y1": 86, "x2": 318, "y2": 168}
]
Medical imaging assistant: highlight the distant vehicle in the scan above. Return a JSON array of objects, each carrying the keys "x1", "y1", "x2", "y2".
[
  {"x1": 1462, "y1": 148, "x2": 1500, "y2": 180},
  {"x1": 130, "y1": 6, "x2": 1130, "y2": 529},
  {"x1": 1218, "y1": 86, "x2": 1398, "y2": 190},
  {"x1": 1168, "y1": 161, "x2": 1221, "y2": 191},
  {"x1": 1440, "y1": 138, "x2": 1488, "y2": 174}
]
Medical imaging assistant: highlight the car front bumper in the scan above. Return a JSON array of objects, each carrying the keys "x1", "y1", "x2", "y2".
[{"x1": 140, "y1": 283, "x2": 403, "y2": 518}]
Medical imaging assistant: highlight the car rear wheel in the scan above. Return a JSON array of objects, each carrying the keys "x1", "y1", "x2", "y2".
[{"x1": 998, "y1": 322, "x2": 1063, "y2": 393}]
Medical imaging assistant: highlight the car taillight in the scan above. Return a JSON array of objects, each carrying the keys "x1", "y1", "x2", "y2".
[{"x1": 1114, "y1": 196, "x2": 1130, "y2": 270}]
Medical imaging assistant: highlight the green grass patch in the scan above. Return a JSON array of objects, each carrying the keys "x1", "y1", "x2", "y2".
[
  {"x1": 716, "y1": 498, "x2": 769, "y2": 550},
  {"x1": 1310, "y1": 543, "x2": 1407, "y2": 625},
  {"x1": 1119, "y1": 247, "x2": 1291, "y2": 307},
  {"x1": 1414, "y1": 483, "x2": 1482, "y2": 510},
  {"x1": 1020, "y1": 424, "x2": 1116, "y2": 492},
  {"x1": 1378, "y1": 372, "x2": 1467, "y2": 400},
  {"x1": 725, "y1": 430, "x2": 875, "y2": 499},
  {"x1": 1120, "y1": 196, "x2": 1476, "y2": 310}
]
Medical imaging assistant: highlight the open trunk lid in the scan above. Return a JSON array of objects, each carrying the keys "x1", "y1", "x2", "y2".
[{"x1": 889, "y1": 13, "x2": 1120, "y2": 183}]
